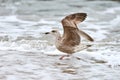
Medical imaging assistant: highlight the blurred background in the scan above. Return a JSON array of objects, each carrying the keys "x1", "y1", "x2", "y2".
[{"x1": 0, "y1": 0, "x2": 120, "y2": 80}]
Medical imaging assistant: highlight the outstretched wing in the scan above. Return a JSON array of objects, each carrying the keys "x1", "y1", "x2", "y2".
[
  {"x1": 77, "y1": 29, "x2": 94, "y2": 41},
  {"x1": 61, "y1": 13, "x2": 87, "y2": 46},
  {"x1": 61, "y1": 13, "x2": 87, "y2": 29},
  {"x1": 61, "y1": 13, "x2": 94, "y2": 42}
]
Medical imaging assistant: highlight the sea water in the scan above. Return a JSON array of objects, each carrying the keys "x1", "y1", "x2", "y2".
[{"x1": 0, "y1": 0, "x2": 120, "y2": 80}]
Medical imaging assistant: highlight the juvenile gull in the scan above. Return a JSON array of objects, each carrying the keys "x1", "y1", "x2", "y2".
[{"x1": 45, "y1": 13, "x2": 94, "y2": 60}]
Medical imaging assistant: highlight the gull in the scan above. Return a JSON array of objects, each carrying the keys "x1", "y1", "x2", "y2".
[{"x1": 45, "y1": 13, "x2": 94, "y2": 60}]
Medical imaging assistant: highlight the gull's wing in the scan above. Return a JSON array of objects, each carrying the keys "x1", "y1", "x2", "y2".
[
  {"x1": 61, "y1": 13, "x2": 87, "y2": 29},
  {"x1": 61, "y1": 13, "x2": 87, "y2": 46},
  {"x1": 61, "y1": 13, "x2": 94, "y2": 42},
  {"x1": 77, "y1": 29, "x2": 94, "y2": 41}
]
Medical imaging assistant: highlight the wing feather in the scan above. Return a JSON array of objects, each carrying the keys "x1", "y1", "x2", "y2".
[
  {"x1": 61, "y1": 13, "x2": 94, "y2": 42},
  {"x1": 61, "y1": 13, "x2": 87, "y2": 29}
]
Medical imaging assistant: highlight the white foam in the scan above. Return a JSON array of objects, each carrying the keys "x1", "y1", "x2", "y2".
[
  {"x1": 45, "y1": 49, "x2": 66, "y2": 55},
  {"x1": 0, "y1": 40, "x2": 48, "y2": 52},
  {"x1": 6, "y1": 75, "x2": 19, "y2": 80},
  {"x1": 103, "y1": 7, "x2": 120, "y2": 14},
  {"x1": 109, "y1": 15, "x2": 120, "y2": 26},
  {"x1": 38, "y1": 19, "x2": 56, "y2": 24}
]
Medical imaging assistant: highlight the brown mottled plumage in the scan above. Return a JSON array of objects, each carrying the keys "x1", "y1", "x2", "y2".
[{"x1": 45, "y1": 13, "x2": 94, "y2": 60}]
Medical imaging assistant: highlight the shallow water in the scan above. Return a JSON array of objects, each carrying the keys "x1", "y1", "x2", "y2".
[{"x1": 0, "y1": 0, "x2": 120, "y2": 80}]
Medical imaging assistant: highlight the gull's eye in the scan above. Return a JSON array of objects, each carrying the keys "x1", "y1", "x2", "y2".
[{"x1": 52, "y1": 30, "x2": 56, "y2": 33}]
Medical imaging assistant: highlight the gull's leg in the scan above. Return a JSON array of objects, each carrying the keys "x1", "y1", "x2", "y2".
[{"x1": 59, "y1": 55, "x2": 70, "y2": 60}]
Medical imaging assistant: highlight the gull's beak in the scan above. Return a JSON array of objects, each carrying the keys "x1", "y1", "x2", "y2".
[{"x1": 44, "y1": 32, "x2": 50, "y2": 35}]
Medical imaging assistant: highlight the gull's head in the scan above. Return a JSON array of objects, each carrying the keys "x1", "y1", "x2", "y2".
[{"x1": 45, "y1": 30, "x2": 60, "y2": 36}]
